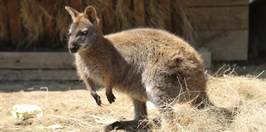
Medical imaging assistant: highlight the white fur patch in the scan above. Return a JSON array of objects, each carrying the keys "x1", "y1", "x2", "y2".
[
  {"x1": 146, "y1": 101, "x2": 156, "y2": 110},
  {"x1": 130, "y1": 101, "x2": 155, "y2": 111},
  {"x1": 145, "y1": 83, "x2": 154, "y2": 103}
]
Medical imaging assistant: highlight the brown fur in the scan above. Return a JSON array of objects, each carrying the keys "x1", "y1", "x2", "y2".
[{"x1": 65, "y1": 5, "x2": 229, "y2": 131}]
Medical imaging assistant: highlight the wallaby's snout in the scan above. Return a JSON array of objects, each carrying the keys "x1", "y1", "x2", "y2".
[{"x1": 69, "y1": 43, "x2": 80, "y2": 53}]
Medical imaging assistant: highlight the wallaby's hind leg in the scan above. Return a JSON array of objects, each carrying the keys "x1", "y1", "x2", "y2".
[
  {"x1": 147, "y1": 86, "x2": 180, "y2": 132},
  {"x1": 132, "y1": 99, "x2": 147, "y2": 120},
  {"x1": 104, "y1": 98, "x2": 149, "y2": 132}
]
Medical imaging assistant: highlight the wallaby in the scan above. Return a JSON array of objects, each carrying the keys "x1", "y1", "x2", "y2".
[{"x1": 65, "y1": 5, "x2": 231, "y2": 131}]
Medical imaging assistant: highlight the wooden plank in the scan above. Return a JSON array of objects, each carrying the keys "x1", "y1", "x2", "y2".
[
  {"x1": 198, "y1": 30, "x2": 248, "y2": 60},
  {"x1": 6, "y1": 0, "x2": 21, "y2": 46},
  {"x1": 0, "y1": 70, "x2": 79, "y2": 81},
  {"x1": 190, "y1": 6, "x2": 248, "y2": 30},
  {"x1": 186, "y1": 0, "x2": 249, "y2": 7},
  {"x1": 0, "y1": 81, "x2": 84, "y2": 92},
  {"x1": 0, "y1": 52, "x2": 74, "y2": 69}
]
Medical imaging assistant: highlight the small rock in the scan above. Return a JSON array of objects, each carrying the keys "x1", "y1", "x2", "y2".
[{"x1": 11, "y1": 104, "x2": 43, "y2": 120}]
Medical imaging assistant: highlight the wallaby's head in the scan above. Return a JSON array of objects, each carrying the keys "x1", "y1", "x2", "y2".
[{"x1": 65, "y1": 6, "x2": 100, "y2": 53}]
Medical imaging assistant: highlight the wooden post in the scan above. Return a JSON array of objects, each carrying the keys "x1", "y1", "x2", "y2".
[{"x1": 6, "y1": 0, "x2": 21, "y2": 47}]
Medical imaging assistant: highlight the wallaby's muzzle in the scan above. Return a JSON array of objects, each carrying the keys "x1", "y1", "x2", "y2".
[{"x1": 69, "y1": 44, "x2": 80, "y2": 53}]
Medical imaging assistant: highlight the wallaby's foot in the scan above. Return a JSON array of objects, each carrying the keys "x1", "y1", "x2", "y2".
[
  {"x1": 91, "y1": 92, "x2": 102, "y2": 106},
  {"x1": 210, "y1": 107, "x2": 238, "y2": 121},
  {"x1": 104, "y1": 120, "x2": 150, "y2": 132},
  {"x1": 194, "y1": 97, "x2": 237, "y2": 121},
  {"x1": 106, "y1": 90, "x2": 116, "y2": 104}
]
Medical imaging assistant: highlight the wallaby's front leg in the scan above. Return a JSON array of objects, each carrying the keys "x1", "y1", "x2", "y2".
[
  {"x1": 104, "y1": 76, "x2": 116, "y2": 104},
  {"x1": 106, "y1": 87, "x2": 116, "y2": 104},
  {"x1": 85, "y1": 78, "x2": 102, "y2": 106},
  {"x1": 91, "y1": 88, "x2": 102, "y2": 106}
]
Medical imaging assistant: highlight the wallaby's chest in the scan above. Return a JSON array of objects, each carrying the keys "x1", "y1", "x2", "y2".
[{"x1": 76, "y1": 55, "x2": 104, "y2": 85}]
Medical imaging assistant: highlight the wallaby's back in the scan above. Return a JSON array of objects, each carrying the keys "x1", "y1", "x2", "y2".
[{"x1": 105, "y1": 28, "x2": 206, "y2": 103}]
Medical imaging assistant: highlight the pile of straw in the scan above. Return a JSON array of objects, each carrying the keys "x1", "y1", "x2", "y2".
[
  {"x1": 0, "y1": 0, "x2": 8, "y2": 49},
  {"x1": 0, "y1": 0, "x2": 195, "y2": 51}
]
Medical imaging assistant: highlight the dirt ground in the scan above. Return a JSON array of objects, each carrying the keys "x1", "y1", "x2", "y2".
[
  {"x1": 0, "y1": 75, "x2": 266, "y2": 132},
  {"x1": 0, "y1": 90, "x2": 134, "y2": 132}
]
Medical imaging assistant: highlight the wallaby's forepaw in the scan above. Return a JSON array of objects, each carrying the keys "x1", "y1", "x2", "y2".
[
  {"x1": 95, "y1": 94, "x2": 102, "y2": 106},
  {"x1": 106, "y1": 91, "x2": 116, "y2": 104},
  {"x1": 91, "y1": 92, "x2": 102, "y2": 106}
]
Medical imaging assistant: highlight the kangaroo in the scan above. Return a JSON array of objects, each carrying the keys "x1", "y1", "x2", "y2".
[{"x1": 65, "y1": 5, "x2": 231, "y2": 131}]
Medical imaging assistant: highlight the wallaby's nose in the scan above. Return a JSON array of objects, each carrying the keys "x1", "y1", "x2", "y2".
[{"x1": 69, "y1": 44, "x2": 80, "y2": 53}]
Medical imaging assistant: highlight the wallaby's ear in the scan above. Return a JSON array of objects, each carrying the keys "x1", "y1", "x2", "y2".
[
  {"x1": 84, "y1": 6, "x2": 99, "y2": 25},
  {"x1": 65, "y1": 6, "x2": 80, "y2": 20}
]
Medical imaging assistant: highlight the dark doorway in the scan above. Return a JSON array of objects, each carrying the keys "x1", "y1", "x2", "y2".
[{"x1": 249, "y1": 0, "x2": 266, "y2": 61}]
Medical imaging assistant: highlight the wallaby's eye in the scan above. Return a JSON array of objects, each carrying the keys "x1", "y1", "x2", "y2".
[{"x1": 77, "y1": 30, "x2": 88, "y2": 36}]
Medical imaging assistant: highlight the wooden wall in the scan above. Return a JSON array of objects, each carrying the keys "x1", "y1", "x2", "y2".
[{"x1": 187, "y1": 0, "x2": 249, "y2": 60}]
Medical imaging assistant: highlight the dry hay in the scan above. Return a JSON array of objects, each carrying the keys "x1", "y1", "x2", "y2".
[
  {"x1": 100, "y1": 1, "x2": 116, "y2": 33},
  {"x1": 20, "y1": 0, "x2": 71, "y2": 50},
  {"x1": 114, "y1": 1, "x2": 135, "y2": 31},
  {"x1": 52, "y1": 1, "x2": 71, "y2": 46},
  {"x1": 20, "y1": 0, "x2": 45, "y2": 49},
  {"x1": 148, "y1": 75, "x2": 266, "y2": 131},
  {"x1": 0, "y1": 1, "x2": 8, "y2": 45},
  {"x1": 172, "y1": 0, "x2": 197, "y2": 45},
  {"x1": 0, "y1": 75, "x2": 266, "y2": 131},
  {"x1": 145, "y1": 0, "x2": 166, "y2": 29},
  {"x1": 206, "y1": 75, "x2": 266, "y2": 132},
  {"x1": 1, "y1": 0, "x2": 196, "y2": 50}
]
